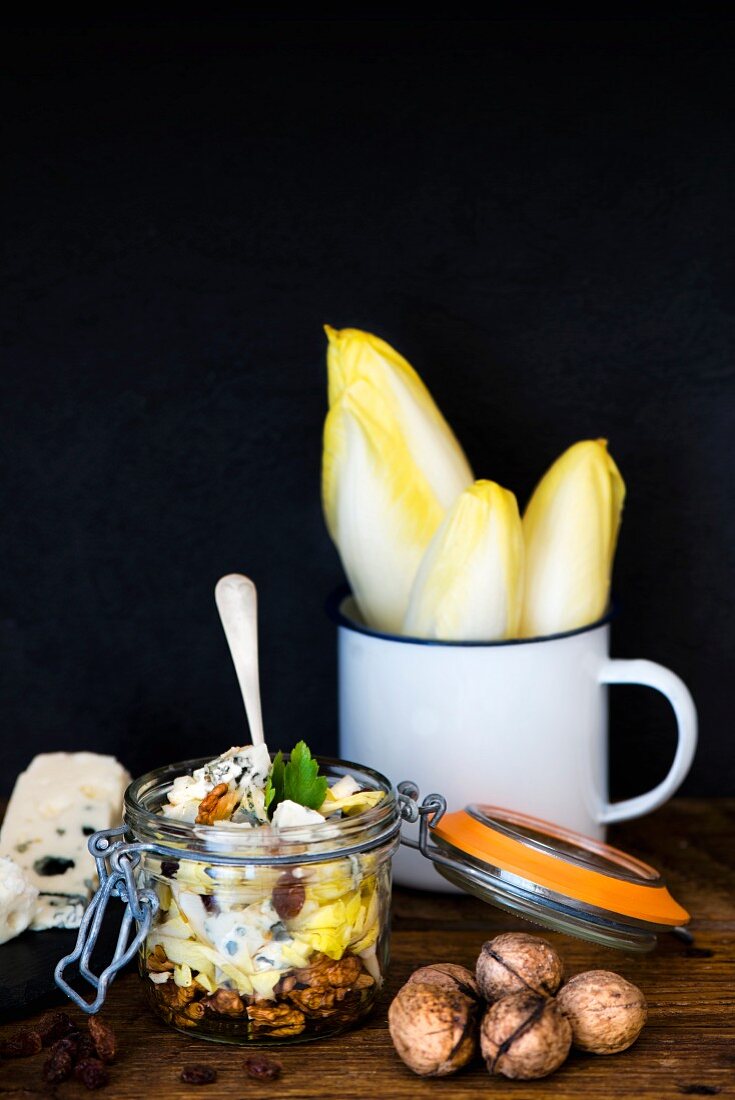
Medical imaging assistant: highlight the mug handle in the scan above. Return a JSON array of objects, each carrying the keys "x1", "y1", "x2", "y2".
[{"x1": 597, "y1": 659, "x2": 697, "y2": 825}]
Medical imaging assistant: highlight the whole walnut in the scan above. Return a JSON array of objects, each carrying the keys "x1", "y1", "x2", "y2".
[
  {"x1": 556, "y1": 970, "x2": 647, "y2": 1054},
  {"x1": 480, "y1": 990, "x2": 572, "y2": 1080},
  {"x1": 389, "y1": 981, "x2": 477, "y2": 1076},
  {"x1": 406, "y1": 964, "x2": 480, "y2": 1004},
  {"x1": 476, "y1": 932, "x2": 563, "y2": 1001}
]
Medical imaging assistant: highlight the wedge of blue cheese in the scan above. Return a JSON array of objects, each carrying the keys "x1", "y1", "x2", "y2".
[
  {"x1": 0, "y1": 855, "x2": 38, "y2": 944},
  {"x1": 0, "y1": 752, "x2": 130, "y2": 930}
]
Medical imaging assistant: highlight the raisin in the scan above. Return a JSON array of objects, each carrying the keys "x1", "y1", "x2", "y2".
[
  {"x1": 43, "y1": 1048, "x2": 74, "y2": 1084},
  {"x1": 244, "y1": 1053, "x2": 282, "y2": 1081},
  {"x1": 76, "y1": 1032, "x2": 97, "y2": 1060},
  {"x1": 180, "y1": 1064, "x2": 218, "y2": 1084},
  {"x1": 75, "y1": 1057, "x2": 110, "y2": 1089},
  {"x1": 36, "y1": 1010, "x2": 74, "y2": 1046},
  {"x1": 50, "y1": 1034, "x2": 80, "y2": 1059},
  {"x1": 88, "y1": 1015, "x2": 116, "y2": 1062},
  {"x1": 272, "y1": 872, "x2": 305, "y2": 920},
  {"x1": 0, "y1": 1028, "x2": 43, "y2": 1057}
]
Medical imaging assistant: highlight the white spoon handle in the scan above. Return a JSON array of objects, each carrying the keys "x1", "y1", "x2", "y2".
[{"x1": 214, "y1": 574, "x2": 265, "y2": 747}]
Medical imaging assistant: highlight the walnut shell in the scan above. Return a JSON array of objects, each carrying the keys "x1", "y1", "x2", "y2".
[
  {"x1": 388, "y1": 981, "x2": 477, "y2": 1077},
  {"x1": 476, "y1": 933, "x2": 563, "y2": 1001},
  {"x1": 406, "y1": 964, "x2": 480, "y2": 1003},
  {"x1": 556, "y1": 970, "x2": 647, "y2": 1054},
  {"x1": 480, "y1": 990, "x2": 572, "y2": 1080}
]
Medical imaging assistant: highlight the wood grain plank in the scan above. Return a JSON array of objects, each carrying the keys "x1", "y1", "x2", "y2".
[{"x1": 1, "y1": 798, "x2": 733, "y2": 1098}]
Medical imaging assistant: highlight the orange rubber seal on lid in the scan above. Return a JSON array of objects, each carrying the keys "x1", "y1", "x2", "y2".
[{"x1": 433, "y1": 809, "x2": 689, "y2": 927}]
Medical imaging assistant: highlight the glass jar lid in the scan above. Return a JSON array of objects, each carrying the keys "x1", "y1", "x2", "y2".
[{"x1": 400, "y1": 789, "x2": 688, "y2": 952}]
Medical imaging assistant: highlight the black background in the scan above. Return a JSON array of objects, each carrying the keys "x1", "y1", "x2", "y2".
[{"x1": 2, "y1": 16, "x2": 733, "y2": 798}]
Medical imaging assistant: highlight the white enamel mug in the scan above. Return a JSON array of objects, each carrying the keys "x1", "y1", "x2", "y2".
[{"x1": 329, "y1": 590, "x2": 698, "y2": 892}]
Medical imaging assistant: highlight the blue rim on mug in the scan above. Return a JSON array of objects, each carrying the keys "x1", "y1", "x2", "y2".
[{"x1": 325, "y1": 584, "x2": 617, "y2": 647}]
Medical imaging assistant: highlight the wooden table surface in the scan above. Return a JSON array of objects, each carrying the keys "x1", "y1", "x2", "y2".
[{"x1": 2, "y1": 798, "x2": 733, "y2": 1099}]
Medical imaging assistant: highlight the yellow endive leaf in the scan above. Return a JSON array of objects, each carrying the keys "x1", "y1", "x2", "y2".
[
  {"x1": 153, "y1": 915, "x2": 193, "y2": 940},
  {"x1": 403, "y1": 480, "x2": 524, "y2": 640},
  {"x1": 324, "y1": 325, "x2": 473, "y2": 511},
  {"x1": 521, "y1": 439, "x2": 625, "y2": 637},
  {"x1": 322, "y1": 379, "x2": 448, "y2": 632},
  {"x1": 349, "y1": 922, "x2": 379, "y2": 955},
  {"x1": 319, "y1": 789, "x2": 384, "y2": 817},
  {"x1": 148, "y1": 934, "x2": 218, "y2": 976},
  {"x1": 250, "y1": 970, "x2": 282, "y2": 1000},
  {"x1": 173, "y1": 963, "x2": 193, "y2": 988},
  {"x1": 349, "y1": 881, "x2": 380, "y2": 953},
  {"x1": 289, "y1": 893, "x2": 362, "y2": 960},
  {"x1": 215, "y1": 960, "x2": 255, "y2": 994},
  {"x1": 277, "y1": 941, "x2": 312, "y2": 969}
]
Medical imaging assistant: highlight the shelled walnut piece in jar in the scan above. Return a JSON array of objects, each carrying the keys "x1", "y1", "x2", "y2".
[
  {"x1": 144, "y1": 945, "x2": 376, "y2": 1040},
  {"x1": 277, "y1": 952, "x2": 375, "y2": 1018}
]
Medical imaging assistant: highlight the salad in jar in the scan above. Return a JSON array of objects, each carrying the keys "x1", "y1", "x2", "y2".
[{"x1": 136, "y1": 740, "x2": 395, "y2": 1043}]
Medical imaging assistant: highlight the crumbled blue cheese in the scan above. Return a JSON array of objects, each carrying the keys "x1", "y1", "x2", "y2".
[
  {"x1": 196, "y1": 747, "x2": 246, "y2": 788},
  {"x1": 164, "y1": 774, "x2": 212, "y2": 820},
  {"x1": 231, "y1": 784, "x2": 267, "y2": 826},
  {"x1": 162, "y1": 744, "x2": 272, "y2": 824},
  {"x1": 0, "y1": 855, "x2": 38, "y2": 944},
  {"x1": 203, "y1": 898, "x2": 296, "y2": 972},
  {"x1": 192, "y1": 744, "x2": 271, "y2": 791},
  {"x1": 0, "y1": 752, "x2": 130, "y2": 930},
  {"x1": 171, "y1": 884, "x2": 301, "y2": 983},
  {"x1": 271, "y1": 800, "x2": 326, "y2": 829}
]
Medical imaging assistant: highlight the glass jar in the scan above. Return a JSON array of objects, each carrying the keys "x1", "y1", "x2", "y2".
[
  {"x1": 55, "y1": 759, "x2": 691, "y2": 1041},
  {"x1": 65, "y1": 755, "x2": 400, "y2": 1045}
]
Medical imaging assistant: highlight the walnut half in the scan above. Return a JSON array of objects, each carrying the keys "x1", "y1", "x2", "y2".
[
  {"x1": 203, "y1": 989, "x2": 246, "y2": 1017},
  {"x1": 291, "y1": 951, "x2": 371, "y2": 990},
  {"x1": 248, "y1": 1002, "x2": 306, "y2": 1038},
  {"x1": 196, "y1": 783, "x2": 240, "y2": 825},
  {"x1": 279, "y1": 952, "x2": 376, "y2": 1023},
  {"x1": 146, "y1": 945, "x2": 174, "y2": 973},
  {"x1": 148, "y1": 973, "x2": 203, "y2": 1027}
]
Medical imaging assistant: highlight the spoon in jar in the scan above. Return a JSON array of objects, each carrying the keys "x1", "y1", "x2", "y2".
[{"x1": 214, "y1": 573, "x2": 265, "y2": 747}]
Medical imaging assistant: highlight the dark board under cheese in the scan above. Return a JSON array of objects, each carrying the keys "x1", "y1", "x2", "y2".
[{"x1": 0, "y1": 908, "x2": 133, "y2": 1017}]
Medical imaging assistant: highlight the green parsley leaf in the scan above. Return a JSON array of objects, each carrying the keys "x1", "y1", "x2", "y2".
[
  {"x1": 265, "y1": 750, "x2": 285, "y2": 815},
  {"x1": 283, "y1": 741, "x2": 328, "y2": 811}
]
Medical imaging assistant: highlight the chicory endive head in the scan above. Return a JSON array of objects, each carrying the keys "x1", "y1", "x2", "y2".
[
  {"x1": 520, "y1": 439, "x2": 625, "y2": 638},
  {"x1": 324, "y1": 326, "x2": 473, "y2": 511},
  {"x1": 322, "y1": 327, "x2": 473, "y2": 633},
  {"x1": 403, "y1": 480, "x2": 524, "y2": 641},
  {"x1": 323, "y1": 380, "x2": 447, "y2": 634}
]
